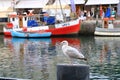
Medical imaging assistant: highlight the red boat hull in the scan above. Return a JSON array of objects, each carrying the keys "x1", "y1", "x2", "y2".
[
  {"x1": 4, "y1": 32, "x2": 11, "y2": 36},
  {"x1": 45, "y1": 22, "x2": 80, "y2": 35},
  {"x1": 4, "y1": 20, "x2": 80, "y2": 36}
]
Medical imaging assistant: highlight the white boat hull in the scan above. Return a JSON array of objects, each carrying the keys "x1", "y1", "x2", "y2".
[{"x1": 94, "y1": 27, "x2": 120, "y2": 36}]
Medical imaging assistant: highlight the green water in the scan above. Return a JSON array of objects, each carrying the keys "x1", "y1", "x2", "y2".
[{"x1": 0, "y1": 35, "x2": 120, "y2": 80}]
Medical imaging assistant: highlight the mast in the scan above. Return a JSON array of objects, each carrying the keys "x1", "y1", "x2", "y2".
[
  {"x1": 11, "y1": 0, "x2": 16, "y2": 12},
  {"x1": 58, "y1": 0, "x2": 66, "y2": 22}
]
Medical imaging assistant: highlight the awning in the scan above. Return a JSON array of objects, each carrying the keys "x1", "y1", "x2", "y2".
[
  {"x1": 0, "y1": 9, "x2": 13, "y2": 18},
  {"x1": 44, "y1": 5, "x2": 70, "y2": 9},
  {"x1": 0, "y1": 0, "x2": 13, "y2": 17},
  {"x1": 0, "y1": 0, "x2": 13, "y2": 11},
  {"x1": 68, "y1": 0, "x2": 85, "y2": 4},
  {"x1": 15, "y1": 0, "x2": 49, "y2": 8},
  {"x1": 44, "y1": 0, "x2": 85, "y2": 9},
  {"x1": 86, "y1": 0, "x2": 119, "y2": 5},
  {"x1": 55, "y1": 0, "x2": 85, "y2": 4},
  {"x1": 51, "y1": 0, "x2": 85, "y2": 5},
  {"x1": 44, "y1": 0, "x2": 70, "y2": 9}
]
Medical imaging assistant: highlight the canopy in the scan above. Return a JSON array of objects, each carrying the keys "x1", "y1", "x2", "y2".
[
  {"x1": 68, "y1": 0, "x2": 85, "y2": 4},
  {"x1": 53, "y1": 0, "x2": 85, "y2": 5},
  {"x1": 0, "y1": 0, "x2": 13, "y2": 17},
  {"x1": 44, "y1": 5, "x2": 70, "y2": 9},
  {"x1": 44, "y1": 0, "x2": 70, "y2": 9},
  {"x1": 44, "y1": 0, "x2": 85, "y2": 9},
  {"x1": 15, "y1": 0, "x2": 49, "y2": 8},
  {"x1": 86, "y1": 0, "x2": 119, "y2": 5},
  {"x1": 0, "y1": 0, "x2": 13, "y2": 11},
  {"x1": 0, "y1": 7, "x2": 13, "y2": 17}
]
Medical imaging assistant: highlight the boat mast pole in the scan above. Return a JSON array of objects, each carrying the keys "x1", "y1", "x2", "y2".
[
  {"x1": 58, "y1": 0, "x2": 65, "y2": 22},
  {"x1": 12, "y1": 0, "x2": 16, "y2": 12}
]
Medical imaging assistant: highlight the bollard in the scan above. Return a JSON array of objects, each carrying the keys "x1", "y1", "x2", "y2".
[{"x1": 57, "y1": 64, "x2": 89, "y2": 80}]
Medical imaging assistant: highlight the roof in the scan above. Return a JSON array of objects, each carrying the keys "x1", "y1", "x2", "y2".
[
  {"x1": 55, "y1": 0, "x2": 85, "y2": 4},
  {"x1": 86, "y1": 0, "x2": 119, "y2": 5},
  {"x1": 0, "y1": 0, "x2": 13, "y2": 11},
  {"x1": 15, "y1": 0, "x2": 49, "y2": 8},
  {"x1": 44, "y1": 0, "x2": 85, "y2": 9},
  {"x1": 68, "y1": 0, "x2": 85, "y2": 4}
]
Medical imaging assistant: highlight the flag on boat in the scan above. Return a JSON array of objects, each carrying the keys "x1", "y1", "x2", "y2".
[{"x1": 70, "y1": 0, "x2": 76, "y2": 12}]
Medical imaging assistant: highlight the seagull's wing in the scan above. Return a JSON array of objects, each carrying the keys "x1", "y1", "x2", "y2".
[{"x1": 64, "y1": 46, "x2": 84, "y2": 59}]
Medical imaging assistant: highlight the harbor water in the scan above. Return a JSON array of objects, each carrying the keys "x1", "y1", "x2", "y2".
[{"x1": 0, "y1": 35, "x2": 120, "y2": 80}]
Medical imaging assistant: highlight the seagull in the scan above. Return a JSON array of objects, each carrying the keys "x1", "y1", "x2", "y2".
[{"x1": 61, "y1": 40, "x2": 87, "y2": 61}]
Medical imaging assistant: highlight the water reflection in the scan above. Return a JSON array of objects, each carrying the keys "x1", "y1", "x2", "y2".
[
  {"x1": 1, "y1": 36, "x2": 120, "y2": 80},
  {"x1": 95, "y1": 37, "x2": 120, "y2": 64},
  {"x1": 90, "y1": 37, "x2": 120, "y2": 80},
  {"x1": 4, "y1": 37, "x2": 52, "y2": 79},
  {"x1": 2, "y1": 36, "x2": 82, "y2": 80}
]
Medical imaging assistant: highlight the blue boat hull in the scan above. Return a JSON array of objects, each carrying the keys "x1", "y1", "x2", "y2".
[{"x1": 11, "y1": 31, "x2": 51, "y2": 38}]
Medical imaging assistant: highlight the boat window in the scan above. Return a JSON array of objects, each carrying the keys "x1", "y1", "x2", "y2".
[
  {"x1": 12, "y1": 18, "x2": 15, "y2": 21},
  {"x1": 24, "y1": 17, "x2": 27, "y2": 21}
]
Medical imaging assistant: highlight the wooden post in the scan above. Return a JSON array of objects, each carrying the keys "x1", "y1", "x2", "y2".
[{"x1": 57, "y1": 64, "x2": 89, "y2": 80}]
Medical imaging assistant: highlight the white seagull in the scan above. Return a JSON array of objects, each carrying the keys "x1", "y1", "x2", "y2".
[{"x1": 61, "y1": 40, "x2": 87, "y2": 61}]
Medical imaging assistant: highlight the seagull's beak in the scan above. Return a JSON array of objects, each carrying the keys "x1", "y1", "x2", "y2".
[{"x1": 84, "y1": 58, "x2": 87, "y2": 61}]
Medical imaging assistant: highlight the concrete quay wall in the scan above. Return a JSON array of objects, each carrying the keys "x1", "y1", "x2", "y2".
[{"x1": 79, "y1": 20, "x2": 96, "y2": 35}]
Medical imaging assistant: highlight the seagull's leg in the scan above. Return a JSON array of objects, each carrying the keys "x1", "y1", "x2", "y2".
[{"x1": 70, "y1": 58, "x2": 74, "y2": 65}]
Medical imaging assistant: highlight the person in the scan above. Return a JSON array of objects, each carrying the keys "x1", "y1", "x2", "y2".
[
  {"x1": 79, "y1": 11, "x2": 85, "y2": 21},
  {"x1": 101, "y1": 11, "x2": 105, "y2": 19},
  {"x1": 111, "y1": 8, "x2": 116, "y2": 18},
  {"x1": 87, "y1": 11, "x2": 91, "y2": 20},
  {"x1": 83, "y1": 10, "x2": 87, "y2": 20}
]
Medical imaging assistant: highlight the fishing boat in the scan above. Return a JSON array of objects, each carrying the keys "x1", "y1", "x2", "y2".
[
  {"x1": 3, "y1": 0, "x2": 80, "y2": 37},
  {"x1": 94, "y1": 17, "x2": 120, "y2": 36},
  {"x1": 11, "y1": 30, "x2": 51, "y2": 38}
]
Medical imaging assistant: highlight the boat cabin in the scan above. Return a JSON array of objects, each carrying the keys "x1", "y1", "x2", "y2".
[
  {"x1": 6, "y1": 11, "x2": 56, "y2": 29},
  {"x1": 7, "y1": 12, "x2": 39, "y2": 29}
]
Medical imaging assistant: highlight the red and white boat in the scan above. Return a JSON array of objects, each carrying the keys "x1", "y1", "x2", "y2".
[
  {"x1": 4, "y1": 0, "x2": 80, "y2": 37},
  {"x1": 3, "y1": 12, "x2": 80, "y2": 36}
]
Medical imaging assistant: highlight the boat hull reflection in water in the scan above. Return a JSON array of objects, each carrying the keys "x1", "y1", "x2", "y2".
[
  {"x1": 2, "y1": 36, "x2": 120, "y2": 80},
  {"x1": 3, "y1": 36, "x2": 81, "y2": 80}
]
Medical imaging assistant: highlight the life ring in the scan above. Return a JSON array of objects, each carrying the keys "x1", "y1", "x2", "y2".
[
  {"x1": 6, "y1": 22, "x2": 13, "y2": 28},
  {"x1": 22, "y1": 27, "x2": 27, "y2": 32}
]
